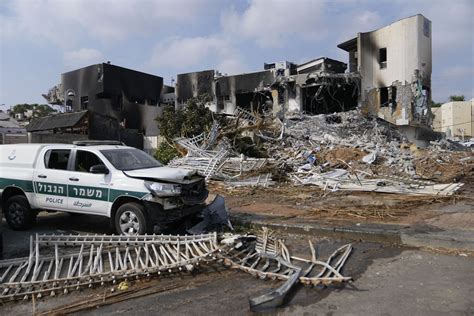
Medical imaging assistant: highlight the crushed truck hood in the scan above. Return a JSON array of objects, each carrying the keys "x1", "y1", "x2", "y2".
[{"x1": 123, "y1": 167, "x2": 198, "y2": 183}]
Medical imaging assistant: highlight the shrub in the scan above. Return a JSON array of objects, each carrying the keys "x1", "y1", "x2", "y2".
[{"x1": 154, "y1": 142, "x2": 179, "y2": 165}]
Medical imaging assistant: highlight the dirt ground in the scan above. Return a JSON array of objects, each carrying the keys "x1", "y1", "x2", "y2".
[{"x1": 210, "y1": 174, "x2": 474, "y2": 229}]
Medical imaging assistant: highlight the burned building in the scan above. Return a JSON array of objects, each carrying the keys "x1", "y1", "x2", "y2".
[
  {"x1": 286, "y1": 58, "x2": 359, "y2": 115},
  {"x1": 338, "y1": 14, "x2": 432, "y2": 128},
  {"x1": 176, "y1": 57, "x2": 359, "y2": 116},
  {"x1": 213, "y1": 70, "x2": 276, "y2": 114},
  {"x1": 43, "y1": 63, "x2": 166, "y2": 149},
  {"x1": 175, "y1": 15, "x2": 433, "y2": 145},
  {"x1": 175, "y1": 70, "x2": 214, "y2": 106}
]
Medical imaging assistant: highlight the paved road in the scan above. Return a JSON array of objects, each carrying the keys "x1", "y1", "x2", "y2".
[{"x1": 1, "y1": 215, "x2": 473, "y2": 315}]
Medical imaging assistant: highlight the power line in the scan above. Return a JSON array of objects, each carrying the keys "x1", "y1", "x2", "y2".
[{"x1": 434, "y1": 120, "x2": 473, "y2": 129}]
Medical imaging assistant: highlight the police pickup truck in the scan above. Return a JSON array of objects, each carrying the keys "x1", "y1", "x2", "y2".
[{"x1": 0, "y1": 141, "x2": 208, "y2": 235}]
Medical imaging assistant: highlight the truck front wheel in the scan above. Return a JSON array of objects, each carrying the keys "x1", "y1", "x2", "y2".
[
  {"x1": 114, "y1": 202, "x2": 149, "y2": 236},
  {"x1": 4, "y1": 195, "x2": 36, "y2": 230}
]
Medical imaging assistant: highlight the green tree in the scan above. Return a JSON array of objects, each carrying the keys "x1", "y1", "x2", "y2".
[
  {"x1": 10, "y1": 104, "x2": 34, "y2": 116},
  {"x1": 10, "y1": 103, "x2": 56, "y2": 118},
  {"x1": 448, "y1": 95, "x2": 465, "y2": 102},
  {"x1": 155, "y1": 95, "x2": 214, "y2": 164},
  {"x1": 33, "y1": 104, "x2": 56, "y2": 117},
  {"x1": 431, "y1": 101, "x2": 442, "y2": 108},
  {"x1": 153, "y1": 142, "x2": 179, "y2": 165},
  {"x1": 156, "y1": 94, "x2": 213, "y2": 141}
]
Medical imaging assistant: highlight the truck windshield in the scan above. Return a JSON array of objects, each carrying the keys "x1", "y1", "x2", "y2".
[{"x1": 101, "y1": 149, "x2": 162, "y2": 171}]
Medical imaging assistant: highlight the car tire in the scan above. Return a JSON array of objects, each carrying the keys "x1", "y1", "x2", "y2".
[
  {"x1": 114, "y1": 202, "x2": 149, "y2": 236},
  {"x1": 4, "y1": 195, "x2": 36, "y2": 230}
]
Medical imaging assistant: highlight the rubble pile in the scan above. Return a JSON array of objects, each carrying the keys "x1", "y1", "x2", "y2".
[{"x1": 169, "y1": 107, "x2": 471, "y2": 196}]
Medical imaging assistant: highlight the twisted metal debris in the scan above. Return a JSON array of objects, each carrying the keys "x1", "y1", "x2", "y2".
[
  {"x1": 0, "y1": 230, "x2": 352, "y2": 308},
  {"x1": 220, "y1": 228, "x2": 352, "y2": 310},
  {"x1": 0, "y1": 233, "x2": 219, "y2": 301}
]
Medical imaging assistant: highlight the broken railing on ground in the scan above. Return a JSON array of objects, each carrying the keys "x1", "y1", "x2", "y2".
[
  {"x1": 0, "y1": 229, "x2": 352, "y2": 310},
  {"x1": 291, "y1": 168, "x2": 464, "y2": 196}
]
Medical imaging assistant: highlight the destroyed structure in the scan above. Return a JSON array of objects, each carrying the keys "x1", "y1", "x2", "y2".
[
  {"x1": 339, "y1": 14, "x2": 433, "y2": 144},
  {"x1": 41, "y1": 63, "x2": 171, "y2": 149},
  {"x1": 30, "y1": 14, "x2": 470, "y2": 196},
  {"x1": 168, "y1": 107, "x2": 467, "y2": 196},
  {"x1": 166, "y1": 16, "x2": 471, "y2": 197},
  {"x1": 176, "y1": 58, "x2": 359, "y2": 117},
  {"x1": 34, "y1": 15, "x2": 436, "y2": 151},
  {"x1": 176, "y1": 14, "x2": 433, "y2": 145}
]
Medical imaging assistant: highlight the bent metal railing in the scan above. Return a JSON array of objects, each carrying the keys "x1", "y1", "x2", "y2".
[{"x1": 0, "y1": 230, "x2": 352, "y2": 308}]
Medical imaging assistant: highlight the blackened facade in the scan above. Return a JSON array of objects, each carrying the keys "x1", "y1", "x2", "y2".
[{"x1": 62, "y1": 63, "x2": 163, "y2": 134}]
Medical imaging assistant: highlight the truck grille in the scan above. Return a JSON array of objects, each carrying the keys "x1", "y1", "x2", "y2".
[{"x1": 180, "y1": 178, "x2": 208, "y2": 205}]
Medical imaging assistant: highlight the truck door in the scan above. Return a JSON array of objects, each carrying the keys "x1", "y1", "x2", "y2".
[
  {"x1": 67, "y1": 150, "x2": 111, "y2": 215},
  {"x1": 34, "y1": 149, "x2": 71, "y2": 211}
]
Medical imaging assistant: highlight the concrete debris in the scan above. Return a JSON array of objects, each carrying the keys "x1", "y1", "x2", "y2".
[
  {"x1": 0, "y1": 229, "x2": 352, "y2": 310},
  {"x1": 362, "y1": 151, "x2": 377, "y2": 164},
  {"x1": 166, "y1": 107, "x2": 469, "y2": 195}
]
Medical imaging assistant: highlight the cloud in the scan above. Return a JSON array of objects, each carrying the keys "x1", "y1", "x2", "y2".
[
  {"x1": 150, "y1": 36, "x2": 221, "y2": 69},
  {"x1": 1, "y1": 0, "x2": 216, "y2": 46},
  {"x1": 439, "y1": 66, "x2": 474, "y2": 78},
  {"x1": 150, "y1": 35, "x2": 249, "y2": 75},
  {"x1": 221, "y1": 0, "x2": 326, "y2": 47},
  {"x1": 63, "y1": 48, "x2": 104, "y2": 68},
  {"x1": 396, "y1": 0, "x2": 473, "y2": 54}
]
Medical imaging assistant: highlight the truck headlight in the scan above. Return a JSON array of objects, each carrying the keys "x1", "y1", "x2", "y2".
[{"x1": 144, "y1": 181, "x2": 181, "y2": 197}]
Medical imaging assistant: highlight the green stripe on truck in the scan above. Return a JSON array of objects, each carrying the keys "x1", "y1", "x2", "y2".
[
  {"x1": 0, "y1": 178, "x2": 34, "y2": 192},
  {"x1": 1, "y1": 177, "x2": 148, "y2": 202},
  {"x1": 108, "y1": 189, "x2": 148, "y2": 202}
]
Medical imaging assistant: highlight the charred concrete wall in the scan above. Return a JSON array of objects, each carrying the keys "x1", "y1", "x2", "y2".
[
  {"x1": 212, "y1": 70, "x2": 276, "y2": 114},
  {"x1": 61, "y1": 63, "x2": 163, "y2": 136},
  {"x1": 357, "y1": 14, "x2": 432, "y2": 126},
  {"x1": 290, "y1": 73, "x2": 360, "y2": 115},
  {"x1": 296, "y1": 58, "x2": 347, "y2": 75},
  {"x1": 175, "y1": 70, "x2": 214, "y2": 105}
]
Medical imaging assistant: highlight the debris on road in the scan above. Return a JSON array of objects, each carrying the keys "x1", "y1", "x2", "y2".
[
  {"x1": 220, "y1": 228, "x2": 352, "y2": 310},
  {"x1": 0, "y1": 229, "x2": 352, "y2": 310},
  {"x1": 0, "y1": 233, "x2": 220, "y2": 301}
]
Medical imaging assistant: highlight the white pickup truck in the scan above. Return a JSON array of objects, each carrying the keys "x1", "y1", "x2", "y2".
[{"x1": 0, "y1": 141, "x2": 208, "y2": 235}]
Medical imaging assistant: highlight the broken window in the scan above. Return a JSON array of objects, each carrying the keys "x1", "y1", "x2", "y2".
[
  {"x1": 80, "y1": 96, "x2": 89, "y2": 110},
  {"x1": 215, "y1": 83, "x2": 224, "y2": 110},
  {"x1": 301, "y1": 81, "x2": 358, "y2": 115},
  {"x1": 236, "y1": 92, "x2": 271, "y2": 113},
  {"x1": 379, "y1": 48, "x2": 387, "y2": 69},
  {"x1": 380, "y1": 87, "x2": 389, "y2": 107},
  {"x1": 391, "y1": 86, "x2": 397, "y2": 108}
]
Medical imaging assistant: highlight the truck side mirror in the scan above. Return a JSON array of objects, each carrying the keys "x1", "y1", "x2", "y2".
[{"x1": 90, "y1": 164, "x2": 109, "y2": 174}]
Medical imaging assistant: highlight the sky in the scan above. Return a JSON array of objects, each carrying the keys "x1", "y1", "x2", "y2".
[{"x1": 0, "y1": 0, "x2": 473, "y2": 110}]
